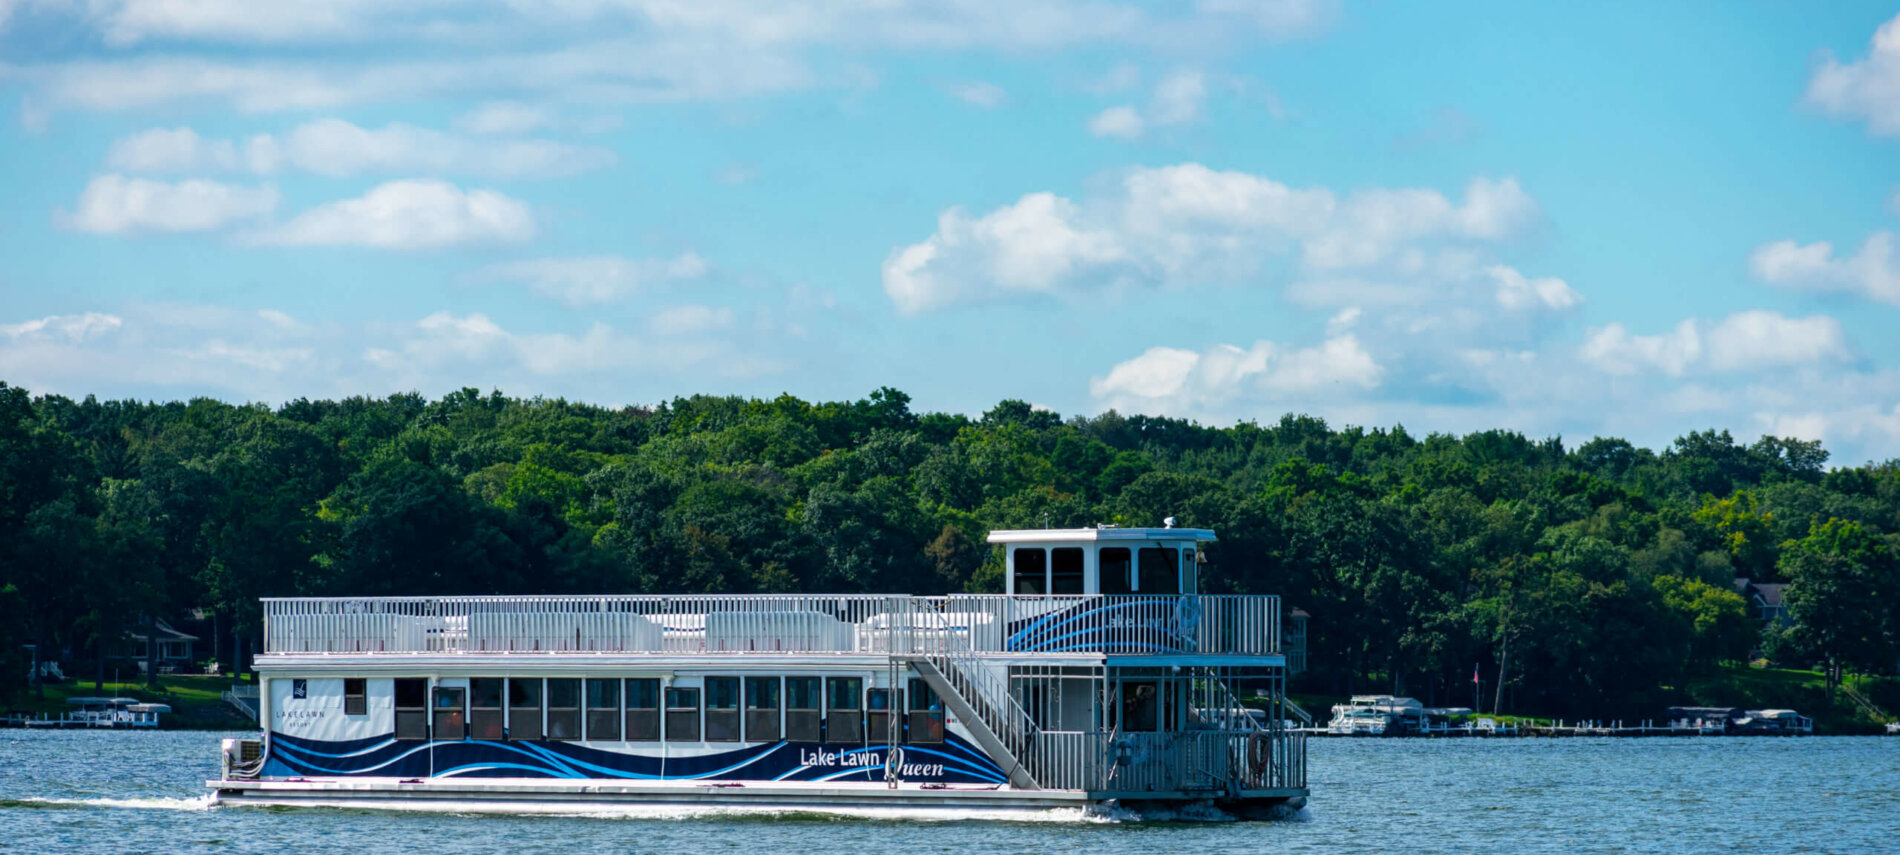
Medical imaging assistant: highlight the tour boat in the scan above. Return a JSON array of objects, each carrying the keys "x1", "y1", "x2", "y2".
[{"x1": 208, "y1": 525, "x2": 1308, "y2": 819}]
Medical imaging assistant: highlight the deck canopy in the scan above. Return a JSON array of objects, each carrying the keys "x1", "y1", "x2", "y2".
[{"x1": 986, "y1": 526, "x2": 1216, "y2": 597}]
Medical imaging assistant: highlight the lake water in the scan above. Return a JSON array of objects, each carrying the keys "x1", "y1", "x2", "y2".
[{"x1": 2, "y1": 730, "x2": 1895, "y2": 854}]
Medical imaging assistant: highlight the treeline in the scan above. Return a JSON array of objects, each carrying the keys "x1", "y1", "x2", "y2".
[{"x1": 2, "y1": 382, "x2": 1898, "y2": 716}]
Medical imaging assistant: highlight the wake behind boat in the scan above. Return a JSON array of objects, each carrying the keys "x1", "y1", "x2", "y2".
[{"x1": 208, "y1": 525, "x2": 1308, "y2": 819}]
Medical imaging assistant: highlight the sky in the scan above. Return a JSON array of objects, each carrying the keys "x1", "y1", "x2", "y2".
[{"x1": 5, "y1": 1, "x2": 1900, "y2": 463}]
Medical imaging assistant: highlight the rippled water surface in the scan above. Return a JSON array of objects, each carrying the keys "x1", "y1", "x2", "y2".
[{"x1": 2, "y1": 730, "x2": 1895, "y2": 853}]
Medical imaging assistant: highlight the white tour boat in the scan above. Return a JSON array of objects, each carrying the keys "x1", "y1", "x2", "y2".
[{"x1": 208, "y1": 525, "x2": 1307, "y2": 818}]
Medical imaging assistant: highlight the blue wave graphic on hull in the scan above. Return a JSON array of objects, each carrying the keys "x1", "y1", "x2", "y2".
[{"x1": 263, "y1": 731, "x2": 1008, "y2": 785}]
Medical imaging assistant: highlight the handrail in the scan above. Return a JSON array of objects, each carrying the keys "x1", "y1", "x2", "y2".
[{"x1": 261, "y1": 594, "x2": 1281, "y2": 657}]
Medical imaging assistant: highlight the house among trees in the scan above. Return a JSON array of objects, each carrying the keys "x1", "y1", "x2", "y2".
[
  {"x1": 125, "y1": 619, "x2": 199, "y2": 674},
  {"x1": 1732, "y1": 579, "x2": 1789, "y2": 628},
  {"x1": 1285, "y1": 607, "x2": 1310, "y2": 674}
]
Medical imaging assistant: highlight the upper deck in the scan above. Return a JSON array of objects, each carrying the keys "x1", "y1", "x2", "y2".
[{"x1": 261, "y1": 592, "x2": 1280, "y2": 659}]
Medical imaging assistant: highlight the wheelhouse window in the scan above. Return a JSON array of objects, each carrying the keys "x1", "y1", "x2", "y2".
[
  {"x1": 1136, "y1": 547, "x2": 1180, "y2": 594},
  {"x1": 705, "y1": 677, "x2": 741, "y2": 742},
  {"x1": 546, "y1": 678, "x2": 581, "y2": 741},
  {"x1": 826, "y1": 677, "x2": 863, "y2": 743},
  {"x1": 1050, "y1": 547, "x2": 1085, "y2": 594},
  {"x1": 907, "y1": 679, "x2": 944, "y2": 744},
  {"x1": 868, "y1": 688, "x2": 902, "y2": 744},
  {"x1": 507, "y1": 678, "x2": 543, "y2": 741},
  {"x1": 394, "y1": 678, "x2": 428, "y2": 740},
  {"x1": 586, "y1": 679, "x2": 620, "y2": 741},
  {"x1": 1012, "y1": 547, "x2": 1046, "y2": 595},
  {"x1": 344, "y1": 678, "x2": 367, "y2": 716},
  {"x1": 745, "y1": 677, "x2": 781, "y2": 742},
  {"x1": 470, "y1": 678, "x2": 504, "y2": 740},
  {"x1": 786, "y1": 677, "x2": 821, "y2": 742},
  {"x1": 665, "y1": 687, "x2": 701, "y2": 742},
  {"x1": 625, "y1": 678, "x2": 660, "y2": 741},
  {"x1": 1099, "y1": 547, "x2": 1133, "y2": 595},
  {"x1": 432, "y1": 686, "x2": 466, "y2": 739}
]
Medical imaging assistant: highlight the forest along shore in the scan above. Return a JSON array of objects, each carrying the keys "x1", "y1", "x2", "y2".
[{"x1": 4, "y1": 384, "x2": 1900, "y2": 728}]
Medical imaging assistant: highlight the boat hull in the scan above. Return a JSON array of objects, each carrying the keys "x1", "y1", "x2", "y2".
[{"x1": 206, "y1": 776, "x2": 1307, "y2": 819}]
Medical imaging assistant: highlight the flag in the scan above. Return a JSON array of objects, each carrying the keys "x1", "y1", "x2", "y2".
[{"x1": 1473, "y1": 664, "x2": 1480, "y2": 685}]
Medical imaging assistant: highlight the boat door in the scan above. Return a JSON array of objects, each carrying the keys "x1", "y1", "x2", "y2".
[{"x1": 432, "y1": 685, "x2": 467, "y2": 740}]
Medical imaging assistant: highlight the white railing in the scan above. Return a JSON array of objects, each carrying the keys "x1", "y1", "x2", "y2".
[
  {"x1": 1024, "y1": 730, "x2": 1305, "y2": 794},
  {"x1": 262, "y1": 594, "x2": 1280, "y2": 658}
]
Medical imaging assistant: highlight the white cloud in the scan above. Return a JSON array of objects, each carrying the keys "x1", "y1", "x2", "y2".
[
  {"x1": 1149, "y1": 70, "x2": 1206, "y2": 125},
  {"x1": 1087, "y1": 70, "x2": 1206, "y2": 138},
  {"x1": 884, "y1": 163, "x2": 1539, "y2": 313},
  {"x1": 471, "y1": 253, "x2": 710, "y2": 306},
  {"x1": 252, "y1": 179, "x2": 534, "y2": 249},
  {"x1": 60, "y1": 174, "x2": 277, "y2": 233},
  {"x1": 1489, "y1": 264, "x2": 1581, "y2": 311},
  {"x1": 947, "y1": 81, "x2": 1007, "y2": 108},
  {"x1": 1755, "y1": 403, "x2": 1900, "y2": 450},
  {"x1": 1086, "y1": 63, "x2": 1141, "y2": 94},
  {"x1": 91, "y1": 0, "x2": 402, "y2": 46},
  {"x1": 1090, "y1": 334, "x2": 1381, "y2": 412},
  {"x1": 105, "y1": 119, "x2": 615, "y2": 179},
  {"x1": 105, "y1": 126, "x2": 244, "y2": 172},
  {"x1": 454, "y1": 101, "x2": 555, "y2": 135},
  {"x1": 1, "y1": 312, "x2": 123, "y2": 342},
  {"x1": 10, "y1": 3, "x2": 1338, "y2": 118},
  {"x1": 648, "y1": 304, "x2": 736, "y2": 335},
  {"x1": 1191, "y1": 0, "x2": 1335, "y2": 38},
  {"x1": 1088, "y1": 105, "x2": 1145, "y2": 139},
  {"x1": 1805, "y1": 13, "x2": 1900, "y2": 136},
  {"x1": 1580, "y1": 311, "x2": 1850, "y2": 377},
  {"x1": 0, "y1": 303, "x2": 330, "y2": 400},
  {"x1": 883, "y1": 191, "x2": 1127, "y2": 313},
  {"x1": 1750, "y1": 232, "x2": 1900, "y2": 306},
  {"x1": 367, "y1": 310, "x2": 779, "y2": 381}
]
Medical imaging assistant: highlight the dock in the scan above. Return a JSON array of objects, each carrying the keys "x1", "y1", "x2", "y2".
[{"x1": 1, "y1": 710, "x2": 164, "y2": 728}]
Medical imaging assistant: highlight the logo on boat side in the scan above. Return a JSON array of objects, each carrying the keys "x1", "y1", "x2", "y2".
[{"x1": 795, "y1": 748, "x2": 944, "y2": 778}]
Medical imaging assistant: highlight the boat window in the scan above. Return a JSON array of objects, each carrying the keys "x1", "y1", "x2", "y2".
[
  {"x1": 1136, "y1": 547, "x2": 1180, "y2": 594},
  {"x1": 1013, "y1": 547, "x2": 1047, "y2": 595},
  {"x1": 470, "y1": 678, "x2": 504, "y2": 740},
  {"x1": 665, "y1": 687, "x2": 701, "y2": 742},
  {"x1": 826, "y1": 677, "x2": 863, "y2": 743},
  {"x1": 1180, "y1": 547, "x2": 1198, "y2": 595},
  {"x1": 586, "y1": 679, "x2": 620, "y2": 741},
  {"x1": 705, "y1": 677, "x2": 741, "y2": 742},
  {"x1": 1051, "y1": 547, "x2": 1085, "y2": 595},
  {"x1": 786, "y1": 676, "x2": 821, "y2": 742},
  {"x1": 432, "y1": 686, "x2": 467, "y2": 739},
  {"x1": 507, "y1": 678, "x2": 543, "y2": 741},
  {"x1": 1120, "y1": 681, "x2": 1159, "y2": 732},
  {"x1": 625, "y1": 678, "x2": 660, "y2": 741},
  {"x1": 746, "y1": 677, "x2": 781, "y2": 742},
  {"x1": 344, "y1": 678, "x2": 367, "y2": 716},
  {"x1": 1099, "y1": 547, "x2": 1133, "y2": 595},
  {"x1": 907, "y1": 679, "x2": 944, "y2": 744},
  {"x1": 867, "y1": 688, "x2": 903, "y2": 744},
  {"x1": 547, "y1": 679, "x2": 581, "y2": 741},
  {"x1": 394, "y1": 678, "x2": 428, "y2": 740}
]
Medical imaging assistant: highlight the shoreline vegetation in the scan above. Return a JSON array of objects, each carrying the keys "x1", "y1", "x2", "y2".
[{"x1": 4, "y1": 383, "x2": 1898, "y2": 730}]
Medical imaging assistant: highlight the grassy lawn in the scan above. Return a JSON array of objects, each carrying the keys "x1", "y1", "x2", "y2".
[
  {"x1": 1683, "y1": 664, "x2": 1897, "y2": 734},
  {"x1": 6, "y1": 674, "x2": 256, "y2": 730}
]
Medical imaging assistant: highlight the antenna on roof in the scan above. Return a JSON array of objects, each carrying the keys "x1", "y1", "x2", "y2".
[
  {"x1": 1043, "y1": 512, "x2": 1050, "y2": 530},
  {"x1": 1163, "y1": 516, "x2": 1176, "y2": 529}
]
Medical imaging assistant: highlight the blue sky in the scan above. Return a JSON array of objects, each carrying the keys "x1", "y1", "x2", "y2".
[{"x1": 5, "y1": 1, "x2": 1900, "y2": 462}]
